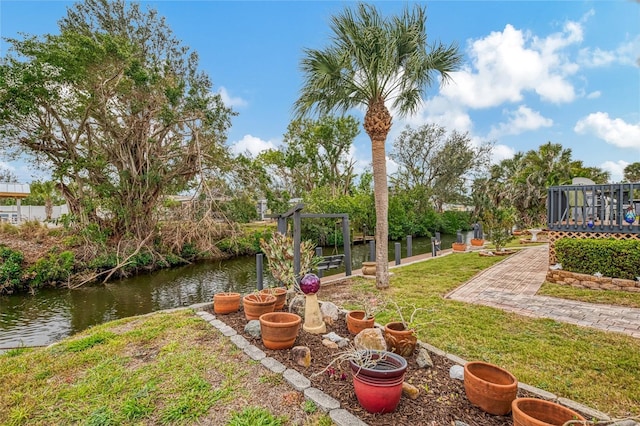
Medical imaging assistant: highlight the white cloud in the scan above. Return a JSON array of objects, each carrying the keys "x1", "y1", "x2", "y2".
[
  {"x1": 440, "y1": 21, "x2": 581, "y2": 109},
  {"x1": 217, "y1": 86, "x2": 248, "y2": 108},
  {"x1": 578, "y1": 35, "x2": 640, "y2": 68},
  {"x1": 586, "y1": 91, "x2": 601, "y2": 99},
  {"x1": 490, "y1": 144, "x2": 516, "y2": 164},
  {"x1": 386, "y1": 156, "x2": 398, "y2": 177},
  {"x1": 600, "y1": 160, "x2": 629, "y2": 183},
  {"x1": 0, "y1": 161, "x2": 15, "y2": 171},
  {"x1": 574, "y1": 112, "x2": 640, "y2": 149},
  {"x1": 489, "y1": 105, "x2": 553, "y2": 138},
  {"x1": 230, "y1": 134, "x2": 277, "y2": 156}
]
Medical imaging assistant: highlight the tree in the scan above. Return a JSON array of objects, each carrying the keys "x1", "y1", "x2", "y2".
[
  {"x1": 0, "y1": 0, "x2": 233, "y2": 242},
  {"x1": 390, "y1": 123, "x2": 491, "y2": 212},
  {"x1": 294, "y1": 3, "x2": 461, "y2": 289},
  {"x1": 0, "y1": 166, "x2": 18, "y2": 183},
  {"x1": 24, "y1": 180, "x2": 64, "y2": 220},
  {"x1": 624, "y1": 162, "x2": 640, "y2": 183}
]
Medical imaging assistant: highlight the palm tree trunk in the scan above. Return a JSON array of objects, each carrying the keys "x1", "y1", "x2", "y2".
[{"x1": 371, "y1": 134, "x2": 390, "y2": 289}]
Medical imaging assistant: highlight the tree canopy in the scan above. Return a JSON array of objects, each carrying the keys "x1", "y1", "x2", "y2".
[{"x1": 0, "y1": 0, "x2": 234, "y2": 242}]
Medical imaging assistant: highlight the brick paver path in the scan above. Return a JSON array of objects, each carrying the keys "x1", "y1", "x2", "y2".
[{"x1": 446, "y1": 245, "x2": 640, "y2": 339}]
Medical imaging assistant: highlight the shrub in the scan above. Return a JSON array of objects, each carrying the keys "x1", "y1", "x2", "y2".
[
  {"x1": 556, "y1": 238, "x2": 640, "y2": 279},
  {"x1": 0, "y1": 245, "x2": 25, "y2": 292},
  {"x1": 29, "y1": 249, "x2": 75, "y2": 287}
]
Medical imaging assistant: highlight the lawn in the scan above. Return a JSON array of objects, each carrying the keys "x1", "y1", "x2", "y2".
[
  {"x1": 325, "y1": 253, "x2": 640, "y2": 417},
  {"x1": 0, "y1": 310, "x2": 330, "y2": 426},
  {"x1": 538, "y1": 282, "x2": 640, "y2": 309}
]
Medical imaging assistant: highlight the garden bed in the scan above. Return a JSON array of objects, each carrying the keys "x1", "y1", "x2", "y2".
[{"x1": 210, "y1": 306, "x2": 547, "y2": 426}]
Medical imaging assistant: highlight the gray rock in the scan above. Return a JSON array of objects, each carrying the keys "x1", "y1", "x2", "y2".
[
  {"x1": 244, "y1": 320, "x2": 261, "y2": 338},
  {"x1": 416, "y1": 348, "x2": 434, "y2": 368},
  {"x1": 320, "y1": 301, "x2": 340, "y2": 325},
  {"x1": 288, "y1": 294, "x2": 306, "y2": 317},
  {"x1": 304, "y1": 387, "x2": 340, "y2": 412},
  {"x1": 455, "y1": 421, "x2": 470, "y2": 426},
  {"x1": 449, "y1": 365, "x2": 464, "y2": 380},
  {"x1": 322, "y1": 331, "x2": 343, "y2": 342},
  {"x1": 291, "y1": 346, "x2": 311, "y2": 368}
]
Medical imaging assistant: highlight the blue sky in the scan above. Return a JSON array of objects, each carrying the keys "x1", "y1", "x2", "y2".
[{"x1": 1, "y1": 0, "x2": 639, "y2": 183}]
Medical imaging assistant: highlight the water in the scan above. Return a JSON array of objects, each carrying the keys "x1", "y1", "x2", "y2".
[{"x1": 0, "y1": 234, "x2": 462, "y2": 349}]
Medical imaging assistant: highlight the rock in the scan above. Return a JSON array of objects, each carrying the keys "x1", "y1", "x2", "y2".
[
  {"x1": 416, "y1": 348, "x2": 434, "y2": 369},
  {"x1": 288, "y1": 294, "x2": 305, "y2": 317},
  {"x1": 244, "y1": 320, "x2": 261, "y2": 338},
  {"x1": 291, "y1": 346, "x2": 311, "y2": 368},
  {"x1": 323, "y1": 331, "x2": 349, "y2": 348},
  {"x1": 320, "y1": 301, "x2": 340, "y2": 325},
  {"x1": 353, "y1": 328, "x2": 386, "y2": 351},
  {"x1": 402, "y1": 382, "x2": 419, "y2": 400},
  {"x1": 454, "y1": 421, "x2": 470, "y2": 426},
  {"x1": 322, "y1": 339, "x2": 339, "y2": 349},
  {"x1": 449, "y1": 365, "x2": 464, "y2": 381}
]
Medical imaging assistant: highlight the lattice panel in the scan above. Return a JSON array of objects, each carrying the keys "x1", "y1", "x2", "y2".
[{"x1": 548, "y1": 231, "x2": 640, "y2": 264}]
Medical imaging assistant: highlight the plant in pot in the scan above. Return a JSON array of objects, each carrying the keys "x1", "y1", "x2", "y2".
[
  {"x1": 213, "y1": 292, "x2": 241, "y2": 314},
  {"x1": 259, "y1": 232, "x2": 321, "y2": 306},
  {"x1": 383, "y1": 301, "x2": 427, "y2": 358},
  {"x1": 316, "y1": 347, "x2": 407, "y2": 414},
  {"x1": 481, "y1": 205, "x2": 516, "y2": 256},
  {"x1": 346, "y1": 296, "x2": 385, "y2": 335},
  {"x1": 464, "y1": 361, "x2": 518, "y2": 416}
]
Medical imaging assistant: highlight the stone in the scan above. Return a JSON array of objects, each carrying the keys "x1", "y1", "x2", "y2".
[
  {"x1": 449, "y1": 365, "x2": 464, "y2": 380},
  {"x1": 320, "y1": 301, "x2": 340, "y2": 325},
  {"x1": 455, "y1": 421, "x2": 470, "y2": 426},
  {"x1": 402, "y1": 382, "x2": 420, "y2": 399},
  {"x1": 329, "y1": 409, "x2": 368, "y2": 426},
  {"x1": 283, "y1": 368, "x2": 311, "y2": 391},
  {"x1": 353, "y1": 327, "x2": 386, "y2": 351},
  {"x1": 303, "y1": 387, "x2": 340, "y2": 412},
  {"x1": 322, "y1": 339, "x2": 339, "y2": 349},
  {"x1": 244, "y1": 320, "x2": 261, "y2": 338},
  {"x1": 322, "y1": 331, "x2": 343, "y2": 342},
  {"x1": 291, "y1": 346, "x2": 311, "y2": 368},
  {"x1": 416, "y1": 348, "x2": 434, "y2": 368},
  {"x1": 289, "y1": 294, "x2": 306, "y2": 317},
  {"x1": 261, "y1": 357, "x2": 286, "y2": 374}
]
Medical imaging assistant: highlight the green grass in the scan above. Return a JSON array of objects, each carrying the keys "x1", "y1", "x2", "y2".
[
  {"x1": 538, "y1": 282, "x2": 640, "y2": 308},
  {"x1": 339, "y1": 253, "x2": 640, "y2": 416},
  {"x1": 227, "y1": 407, "x2": 286, "y2": 426},
  {"x1": 0, "y1": 310, "x2": 317, "y2": 425}
]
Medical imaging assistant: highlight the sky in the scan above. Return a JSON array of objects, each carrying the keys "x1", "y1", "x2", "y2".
[{"x1": 1, "y1": 0, "x2": 639, "y2": 184}]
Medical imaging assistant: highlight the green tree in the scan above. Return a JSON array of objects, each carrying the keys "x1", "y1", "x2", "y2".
[
  {"x1": 390, "y1": 123, "x2": 491, "y2": 213},
  {"x1": 24, "y1": 180, "x2": 64, "y2": 220},
  {"x1": 294, "y1": 3, "x2": 461, "y2": 289},
  {"x1": 623, "y1": 162, "x2": 640, "y2": 183},
  {"x1": 0, "y1": 0, "x2": 233, "y2": 242},
  {"x1": 0, "y1": 166, "x2": 18, "y2": 183}
]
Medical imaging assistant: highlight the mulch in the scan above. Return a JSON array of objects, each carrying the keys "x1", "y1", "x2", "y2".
[{"x1": 208, "y1": 305, "x2": 542, "y2": 426}]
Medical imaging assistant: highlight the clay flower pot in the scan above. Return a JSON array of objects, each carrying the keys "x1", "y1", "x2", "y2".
[
  {"x1": 464, "y1": 361, "x2": 518, "y2": 415},
  {"x1": 213, "y1": 292, "x2": 241, "y2": 314},
  {"x1": 512, "y1": 398, "x2": 585, "y2": 426},
  {"x1": 349, "y1": 350, "x2": 407, "y2": 414},
  {"x1": 470, "y1": 238, "x2": 484, "y2": 247},
  {"x1": 346, "y1": 310, "x2": 375, "y2": 335},
  {"x1": 259, "y1": 312, "x2": 301, "y2": 350},
  {"x1": 383, "y1": 322, "x2": 417, "y2": 358},
  {"x1": 361, "y1": 261, "x2": 376, "y2": 276},
  {"x1": 242, "y1": 293, "x2": 276, "y2": 321},
  {"x1": 259, "y1": 287, "x2": 287, "y2": 310},
  {"x1": 452, "y1": 242, "x2": 467, "y2": 252}
]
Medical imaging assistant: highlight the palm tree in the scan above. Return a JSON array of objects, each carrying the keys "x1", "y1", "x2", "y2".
[{"x1": 294, "y1": 3, "x2": 461, "y2": 288}]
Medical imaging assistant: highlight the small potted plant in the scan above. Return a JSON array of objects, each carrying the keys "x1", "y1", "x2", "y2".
[
  {"x1": 384, "y1": 300, "x2": 427, "y2": 358},
  {"x1": 346, "y1": 297, "x2": 384, "y2": 335}
]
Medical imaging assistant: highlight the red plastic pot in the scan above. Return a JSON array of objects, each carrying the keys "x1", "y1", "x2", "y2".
[{"x1": 352, "y1": 373, "x2": 404, "y2": 414}]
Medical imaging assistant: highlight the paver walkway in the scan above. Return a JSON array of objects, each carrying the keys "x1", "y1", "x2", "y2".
[{"x1": 446, "y1": 245, "x2": 640, "y2": 339}]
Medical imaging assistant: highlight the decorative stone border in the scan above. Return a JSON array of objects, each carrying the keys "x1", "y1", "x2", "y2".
[
  {"x1": 546, "y1": 270, "x2": 640, "y2": 293},
  {"x1": 187, "y1": 301, "x2": 611, "y2": 425}
]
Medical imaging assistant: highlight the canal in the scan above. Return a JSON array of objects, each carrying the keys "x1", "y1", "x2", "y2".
[{"x1": 0, "y1": 234, "x2": 461, "y2": 349}]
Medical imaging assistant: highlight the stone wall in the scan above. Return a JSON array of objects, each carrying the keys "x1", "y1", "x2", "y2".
[{"x1": 546, "y1": 269, "x2": 640, "y2": 293}]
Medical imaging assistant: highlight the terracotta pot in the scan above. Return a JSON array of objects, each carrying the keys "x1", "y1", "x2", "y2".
[
  {"x1": 242, "y1": 293, "x2": 276, "y2": 321},
  {"x1": 346, "y1": 310, "x2": 375, "y2": 335},
  {"x1": 349, "y1": 350, "x2": 407, "y2": 414},
  {"x1": 452, "y1": 242, "x2": 467, "y2": 252},
  {"x1": 213, "y1": 292, "x2": 241, "y2": 314},
  {"x1": 470, "y1": 238, "x2": 484, "y2": 247},
  {"x1": 259, "y1": 312, "x2": 301, "y2": 350},
  {"x1": 361, "y1": 261, "x2": 376, "y2": 276},
  {"x1": 464, "y1": 361, "x2": 518, "y2": 415},
  {"x1": 383, "y1": 322, "x2": 417, "y2": 358},
  {"x1": 512, "y1": 398, "x2": 585, "y2": 426},
  {"x1": 259, "y1": 287, "x2": 287, "y2": 310}
]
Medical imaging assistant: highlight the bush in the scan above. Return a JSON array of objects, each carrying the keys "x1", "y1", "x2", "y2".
[
  {"x1": 221, "y1": 196, "x2": 259, "y2": 223},
  {"x1": 0, "y1": 245, "x2": 25, "y2": 292},
  {"x1": 29, "y1": 249, "x2": 75, "y2": 287},
  {"x1": 440, "y1": 211, "x2": 473, "y2": 235},
  {"x1": 556, "y1": 238, "x2": 640, "y2": 280}
]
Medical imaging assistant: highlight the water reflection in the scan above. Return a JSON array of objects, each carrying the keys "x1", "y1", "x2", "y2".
[{"x1": 0, "y1": 234, "x2": 461, "y2": 349}]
